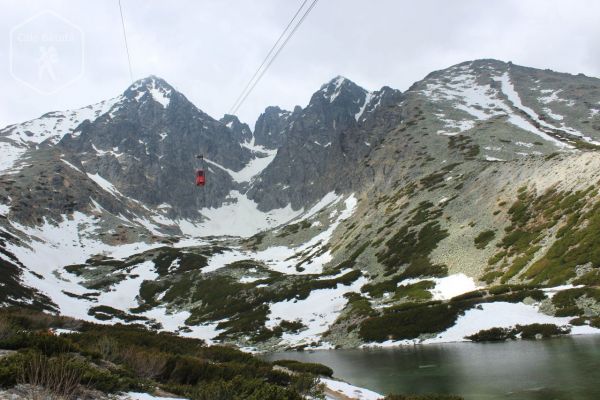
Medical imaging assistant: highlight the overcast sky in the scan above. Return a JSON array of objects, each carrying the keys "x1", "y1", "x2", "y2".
[{"x1": 2, "y1": 0, "x2": 600, "y2": 129}]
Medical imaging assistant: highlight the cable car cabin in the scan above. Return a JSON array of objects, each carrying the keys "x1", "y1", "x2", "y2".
[{"x1": 195, "y1": 169, "x2": 205, "y2": 186}]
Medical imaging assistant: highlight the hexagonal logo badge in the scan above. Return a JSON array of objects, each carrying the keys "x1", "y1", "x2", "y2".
[{"x1": 9, "y1": 10, "x2": 85, "y2": 95}]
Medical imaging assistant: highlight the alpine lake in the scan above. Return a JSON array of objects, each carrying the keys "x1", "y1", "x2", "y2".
[{"x1": 263, "y1": 335, "x2": 600, "y2": 400}]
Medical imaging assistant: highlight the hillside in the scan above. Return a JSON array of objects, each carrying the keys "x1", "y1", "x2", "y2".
[{"x1": 1, "y1": 59, "x2": 600, "y2": 352}]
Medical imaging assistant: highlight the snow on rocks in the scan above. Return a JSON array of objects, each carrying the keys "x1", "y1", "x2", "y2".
[
  {"x1": 0, "y1": 141, "x2": 26, "y2": 173},
  {"x1": 1, "y1": 96, "x2": 121, "y2": 145},
  {"x1": 321, "y1": 378, "x2": 383, "y2": 400},
  {"x1": 494, "y1": 72, "x2": 586, "y2": 147},
  {"x1": 205, "y1": 146, "x2": 277, "y2": 184},
  {"x1": 266, "y1": 277, "x2": 367, "y2": 347},
  {"x1": 428, "y1": 274, "x2": 479, "y2": 300},
  {"x1": 422, "y1": 65, "x2": 510, "y2": 134},
  {"x1": 86, "y1": 172, "x2": 125, "y2": 198},
  {"x1": 96, "y1": 261, "x2": 157, "y2": 310},
  {"x1": 355, "y1": 92, "x2": 375, "y2": 122},
  {"x1": 5, "y1": 213, "x2": 163, "y2": 321},
  {"x1": 141, "y1": 307, "x2": 223, "y2": 343},
  {"x1": 199, "y1": 194, "x2": 357, "y2": 275},
  {"x1": 325, "y1": 76, "x2": 347, "y2": 103}
]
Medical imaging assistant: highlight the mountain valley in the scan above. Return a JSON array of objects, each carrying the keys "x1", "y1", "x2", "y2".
[{"x1": 2, "y1": 59, "x2": 600, "y2": 352}]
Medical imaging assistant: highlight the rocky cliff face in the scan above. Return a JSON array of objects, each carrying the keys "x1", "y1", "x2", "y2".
[
  {"x1": 252, "y1": 106, "x2": 293, "y2": 149},
  {"x1": 247, "y1": 77, "x2": 403, "y2": 211},
  {"x1": 220, "y1": 114, "x2": 253, "y2": 144},
  {"x1": 58, "y1": 76, "x2": 254, "y2": 216}
]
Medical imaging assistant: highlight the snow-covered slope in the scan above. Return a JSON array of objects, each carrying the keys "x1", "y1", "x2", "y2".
[
  {"x1": 0, "y1": 97, "x2": 121, "y2": 146},
  {"x1": 413, "y1": 60, "x2": 600, "y2": 167}
]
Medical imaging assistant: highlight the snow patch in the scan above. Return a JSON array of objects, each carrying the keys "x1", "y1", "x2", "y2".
[
  {"x1": 327, "y1": 76, "x2": 346, "y2": 103},
  {"x1": 485, "y1": 155, "x2": 505, "y2": 162},
  {"x1": 266, "y1": 277, "x2": 367, "y2": 346},
  {"x1": 179, "y1": 191, "x2": 301, "y2": 238},
  {"x1": 0, "y1": 141, "x2": 26, "y2": 173},
  {"x1": 425, "y1": 302, "x2": 600, "y2": 344},
  {"x1": 321, "y1": 378, "x2": 383, "y2": 400},
  {"x1": 86, "y1": 173, "x2": 124, "y2": 197},
  {"x1": 61, "y1": 159, "x2": 83, "y2": 173},
  {"x1": 355, "y1": 92, "x2": 374, "y2": 121}
]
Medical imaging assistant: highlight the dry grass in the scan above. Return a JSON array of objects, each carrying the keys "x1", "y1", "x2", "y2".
[{"x1": 18, "y1": 353, "x2": 84, "y2": 400}]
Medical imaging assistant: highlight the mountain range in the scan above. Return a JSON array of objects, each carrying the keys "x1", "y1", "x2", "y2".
[{"x1": 1, "y1": 59, "x2": 600, "y2": 350}]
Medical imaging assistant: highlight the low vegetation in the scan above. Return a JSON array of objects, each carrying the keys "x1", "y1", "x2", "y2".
[
  {"x1": 484, "y1": 185, "x2": 600, "y2": 286},
  {"x1": 466, "y1": 324, "x2": 571, "y2": 342},
  {"x1": 371, "y1": 201, "x2": 449, "y2": 296},
  {"x1": 473, "y1": 230, "x2": 495, "y2": 249},
  {"x1": 0, "y1": 308, "x2": 324, "y2": 400}
]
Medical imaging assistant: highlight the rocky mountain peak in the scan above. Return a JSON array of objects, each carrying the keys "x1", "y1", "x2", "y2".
[
  {"x1": 253, "y1": 106, "x2": 292, "y2": 149},
  {"x1": 314, "y1": 75, "x2": 367, "y2": 105},
  {"x1": 220, "y1": 114, "x2": 253, "y2": 143},
  {"x1": 122, "y1": 75, "x2": 175, "y2": 108}
]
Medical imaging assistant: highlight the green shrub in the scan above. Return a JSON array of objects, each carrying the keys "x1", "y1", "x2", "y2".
[
  {"x1": 185, "y1": 376, "x2": 305, "y2": 400},
  {"x1": 517, "y1": 323, "x2": 570, "y2": 339},
  {"x1": 573, "y1": 270, "x2": 600, "y2": 286},
  {"x1": 466, "y1": 327, "x2": 516, "y2": 342},
  {"x1": 359, "y1": 303, "x2": 460, "y2": 342},
  {"x1": 0, "y1": 308, "x2": 311, "y2": 399},
  {"x1": 0, "y1": 332, "x2": 76, "y2": 356},
  {"x1": 394, "y1": 281, "x2": 435, "y2": 301},
  {"x1": 343, "y1": 293, "x2": 377, "y2": 318},
  {"x1": 480, "y1": 270, "x2": 502, "y2": 284},
  {"x1": 450, "y1": 290, "x2": 486, "y2": 302},
  {"x1": 552, "y1": 288, "x2": 600, "y2": 316},
  {"x1": 273, "y1": 359, "x2": 333, "y2": 377},
  {"x1": 474, "y1": 230, "x2": 495, "y2": 249}
]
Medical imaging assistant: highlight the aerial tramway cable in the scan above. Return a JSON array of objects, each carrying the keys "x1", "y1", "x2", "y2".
[
  {"x1": 228, "y1": 0, "x2": 310, "y2": 115},
  {"x1": 229, "y1": 0, "x2": 320, "y2": 116},
  {"x1": 118, "y1": 0, "x2": 134, "y2": 83}
]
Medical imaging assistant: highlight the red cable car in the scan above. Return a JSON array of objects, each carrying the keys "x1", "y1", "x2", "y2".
[
  {"x1": 195, "y1": 154, "x2": 205, "y2": 187},
  {"x1": 195, "y1": 169, "x2": 205, "y2": 186}
]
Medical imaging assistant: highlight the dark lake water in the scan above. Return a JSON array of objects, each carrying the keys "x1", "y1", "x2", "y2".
[{"x1": 263, "y1": 335, "x2": 600, "y2": 399}]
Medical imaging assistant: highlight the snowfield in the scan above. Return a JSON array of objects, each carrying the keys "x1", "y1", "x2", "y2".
[{"x1": 179, "y1": 190, "x2": 300, "y2": 238}]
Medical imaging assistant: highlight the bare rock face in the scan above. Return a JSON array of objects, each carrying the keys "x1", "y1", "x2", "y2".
[
  {"x1": 253, "y1": 106, "x2": 293, "y2": 149},
  {"x1": 220, "y1": 114, "x2": 253, "y2": 144},
  {"x1": 58, "y1": 76, "x2": 254, "y2": 216},
  {"x1": 247, "y1": 77, "x2": 403, "y2": 211}
]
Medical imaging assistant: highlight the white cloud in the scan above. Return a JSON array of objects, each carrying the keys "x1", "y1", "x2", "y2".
[{"x1": 1, "y1": 0, "x2": 599, "y2": 129}]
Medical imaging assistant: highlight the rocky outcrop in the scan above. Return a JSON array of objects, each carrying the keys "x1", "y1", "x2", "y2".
[{"x1": 220, "y1": 114, "x2": 253, "y2": 143}]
